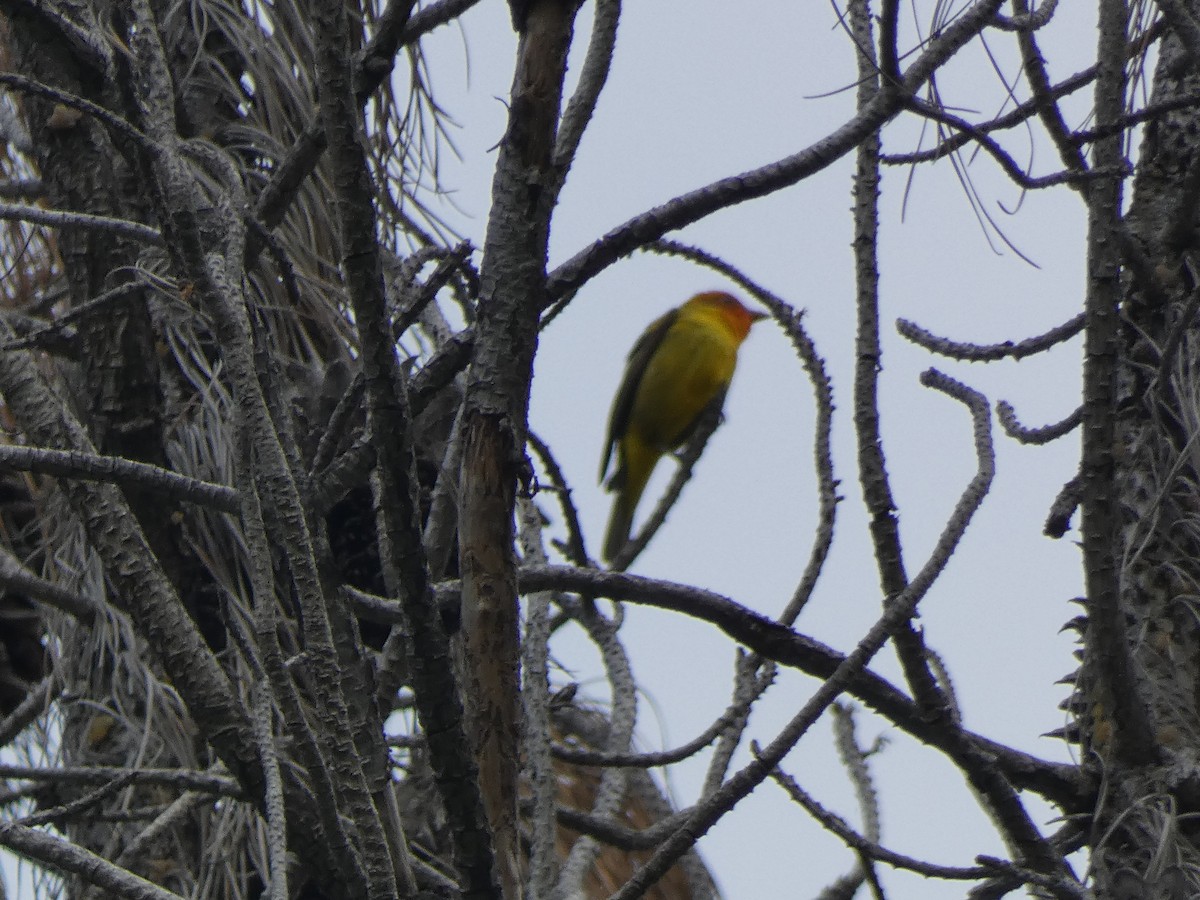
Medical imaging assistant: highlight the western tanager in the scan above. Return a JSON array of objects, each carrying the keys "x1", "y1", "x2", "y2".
[{"x1": 599, "y1": 291, "x2": 766, "y2": 561}]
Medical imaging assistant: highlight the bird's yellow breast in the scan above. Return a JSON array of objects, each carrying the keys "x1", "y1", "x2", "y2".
[{"x1": 625, "y1": 310, "x2": 741, "y2": 452}]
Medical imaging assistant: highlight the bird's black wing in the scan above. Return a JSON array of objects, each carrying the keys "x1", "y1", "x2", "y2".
[{"x1": 599, "y1": 306, "x2": 679, "y2": 487}]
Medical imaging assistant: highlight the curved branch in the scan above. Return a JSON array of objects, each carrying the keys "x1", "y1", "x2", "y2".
[
  {"x1": 641, "y1": 239, "x2": 838, "y2": 622},
  {"x1": 1044, "y1": 474, "x2": 1082, "y2": 539},
  {"x1": 767, "y1": 760, "x2": 985, "y2": 880},
  {"x1": 898, "y1": 312, "x2": 1083, "y2": 361},
  {"x1": 0, "y1": 72, "x2": 147, "y2": 148},
  {"x1": 997, "y1": 401, "x2": 1082, "y2": 444},
  {"x1": 904, "y1": 96, "x2": 1087, "y2": 190},
  {"x1": 917, "y1": 373, "x2": 1080, "y2": 888},
  {"x1": 992, "y1": 0, "x2": 1058, "y2": 32},
  {"x1": 882, "y1": 65, "x2": 1096, "y2": 166},
  {"x1": 549, "y1": 707, "x2": 731, "y2": 768}
]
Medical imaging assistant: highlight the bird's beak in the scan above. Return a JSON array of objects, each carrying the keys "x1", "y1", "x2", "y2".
[{"x1": 750, "y1": 309, "x2": 769, "y2": 322}]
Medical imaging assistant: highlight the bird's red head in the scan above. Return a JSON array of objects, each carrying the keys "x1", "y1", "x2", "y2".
[{"x1": 686, "y1": 291, "x2": 768, "y2": 340}]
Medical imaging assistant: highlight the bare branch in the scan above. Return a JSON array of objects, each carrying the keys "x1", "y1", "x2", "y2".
[
  {"x1": 767, "y1": 755, "x2": 984, "y2": 880},
  {"x1": 0, "y1": 675, "x2": 56, "y2": 749},
  {"x1": 882, "y1": 66, "x2": 1097, "y2": 167},
  {"x1": 0, "y1": 764, "x2": 243, "y2": 797},
  {"x1": 0, "y1": 201, "x2": 160, "y2": 246},
  {"x1": 898, "y1": 312, "x2": 1084, "y2": 361},
  {"x1": 1044, "y1": 475, "x2": 1082, "y2": 538},
  {"x1": 1012, "y1": 0, "x2": 1089, "y2": 180},
  {"x1": 0, "y1": 444, "x2": 237, "y2": 512},
  {"x1": 992, "y1": 0, "x2": 1058, "y2": 32},
  {"x1": 0, "y1": 71, "x2": 150, "y2": 148},
  {"x1": 0, "y1": 544, "x2": 95, "y2": 621},
  {"x1": 552, "y1": 0, "x2": 620, "y2": 180},
  {"x1": 0, "y1": 279, "x2": 148, "y2": 355},
  {"x1": 851, "y1": 1, "x2": 943, "y2": 715},
  {"x1": 609, "y1": 364, "x2": 1000, "y2": 897},
  {"x1": 904, "y1": 96, "x2": 1088, "y2": 190},
  {"x1": 997, "y1": 401, "x2": 1082, "y2": 444},
  {"x1": 401, "y1": 0, "x2": 487, "y2": 43},
  {"x1": 527, "y1": 430, "x2": 589, "y2": 567},
  {"x1": 550, "y1": 700, "x2": 747, "y2": 769}
]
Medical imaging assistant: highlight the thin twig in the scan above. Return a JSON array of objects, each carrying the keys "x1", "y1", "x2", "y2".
[
  {"x1": 767, "y1": 756, "x2": 983, "y2": 879},
  {"x1": 527, "y1": 430, "x2": 589, "y2": 567},
  {"x1": 17, "y1": 772, "x2": 137, "y2": 827}
]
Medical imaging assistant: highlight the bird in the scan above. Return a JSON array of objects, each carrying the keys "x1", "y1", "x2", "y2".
[{"x1": 599, "y1": 291, "x2": 766, "y2": 562}]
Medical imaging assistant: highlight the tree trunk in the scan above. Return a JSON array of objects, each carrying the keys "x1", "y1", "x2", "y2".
[{"x1": 1082, "y1": 12, "x2": 1200, "y2": 896}]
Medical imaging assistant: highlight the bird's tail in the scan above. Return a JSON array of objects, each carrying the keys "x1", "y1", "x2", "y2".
[
  {"x1": 603, "y1": 438, "x2": 658, "y2": 562},
  {"x1": 603, "y1": 491, "x2": 637, "y2": 563}
]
